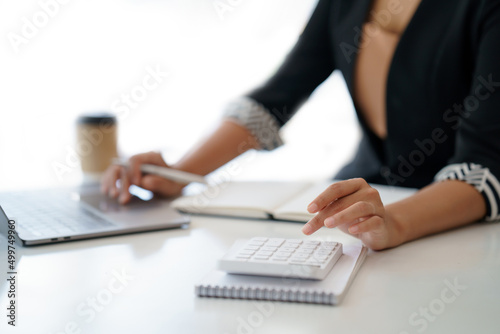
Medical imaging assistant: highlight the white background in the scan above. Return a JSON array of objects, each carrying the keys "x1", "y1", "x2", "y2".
[{"x1": 0, "y1": 0, "x2": 359, "y2": 191}]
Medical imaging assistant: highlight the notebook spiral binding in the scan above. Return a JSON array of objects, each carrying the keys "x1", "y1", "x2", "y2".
[{"x1": 195, "y1": 284, "x2": 337, "y2": 305}]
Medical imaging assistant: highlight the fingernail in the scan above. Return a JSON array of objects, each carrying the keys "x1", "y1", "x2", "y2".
[
  {"x1": 302, "y1": 224, "x2": 312, "y2": 235},
  {"x1": 307, "y1": 203, "x2": 318, "y2": 213},
  {"x1": 324, "y1": 217, "x2": 335, "y2": 228},
  {"x1": 349, "y1": 225, "x2": 359, "y2": 233}
]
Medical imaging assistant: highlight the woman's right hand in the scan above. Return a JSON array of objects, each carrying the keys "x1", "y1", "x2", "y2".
[{"x1": 100, "y1": 151, "x2": 185, "y2": 204}]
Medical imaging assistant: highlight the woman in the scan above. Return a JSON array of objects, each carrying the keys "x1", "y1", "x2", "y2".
[{"x1": 101, "y1": 0, "x2": 500, "y2": 250}]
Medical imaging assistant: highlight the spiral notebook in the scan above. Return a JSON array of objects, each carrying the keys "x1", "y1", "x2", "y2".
[{"x1": 195, "y1": 243, "x2": 367, "y2": 305}]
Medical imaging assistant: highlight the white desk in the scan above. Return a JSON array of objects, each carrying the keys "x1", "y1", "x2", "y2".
[{"x1": 0, "y1": 214, "x2": 499, "y2": 334}]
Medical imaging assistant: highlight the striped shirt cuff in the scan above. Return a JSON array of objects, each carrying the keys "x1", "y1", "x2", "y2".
[
  {"x1": 223, "y1": 97, "x2": 284, "y2": 151},
  {"x1": 435, "y1": 163, "x2": 500, "y2": 221}
]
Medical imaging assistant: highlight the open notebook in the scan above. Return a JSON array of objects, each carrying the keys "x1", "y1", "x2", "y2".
[
  {"x1": 196, "y1": 242, "x2": 368, "y2": 305},
  {"x1": 172, "y1": 181, "x2": 417, "y2": 222}
]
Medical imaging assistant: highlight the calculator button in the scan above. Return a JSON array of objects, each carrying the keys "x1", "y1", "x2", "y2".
[
  {"x1": 322, "y1": 241, "x2": 337, "y2": 247},
  {"x1": 268, "y1": 238, "x2": 285, "y2": 242},
  {"x1": 239, "y1": 250, "x2": 255, "y2": 255},
  {"x1": 248, "y1": 241, "x2": 265, "y2": 246},
  {"x1": 271, "y1": 257, "x2": 288, "y2": 261},
  {"x1": 266, "y1": 238, "x2": 285, "y2": 247},
  {"x1": 308, "y1": 257, "x2": 326, "y2": 264},
  {"x1": 244, "y1": 245, "x2": 260, "y2": 250},
  {"x1": 300, "y1": 244, "x2": 318, "y2": 249},
  {"x1": 296, "y1": 249, "x2": 313, "y2": 254},
  {"x1": 275, "y1": 252, "x2": 292, "y2": 258},
  {"x1": 256, "y1": 251, "x2": 273, "y2": 256},
  {"x1": 291, "y1": 253, "x2": 309, "y2": 259},
  {"x1": 315, "y1": 250, "x2": 332, "y2": 256},
  {"x1": 280, "y1": 248, "x2": 296, "y2": 253},
  {"x1": 304, "y1": 241, "x2": 320, "y2": 246},
  {"x1": 282, "y1": 243, "x2": 299, "y2": 249},
  {"x1": 261, "y1": 246, "x2": 278, "y2": 252},
  {"x1": 285, "y1": 239, "x2": 303, "y2": 244}
]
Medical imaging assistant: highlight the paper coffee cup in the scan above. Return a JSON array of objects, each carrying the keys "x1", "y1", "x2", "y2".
[{"x1": 76, "y1": 112, "x2": 118, "y2": 179}]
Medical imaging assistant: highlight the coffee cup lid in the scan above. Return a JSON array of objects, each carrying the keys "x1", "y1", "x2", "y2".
[{"x1": 77, "y1": 112, "x2": 116, "y2": 125}]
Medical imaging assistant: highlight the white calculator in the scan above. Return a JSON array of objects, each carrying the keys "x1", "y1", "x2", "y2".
[{"x1": 218, "y1": 237, "x2": 343, "y2": 280}]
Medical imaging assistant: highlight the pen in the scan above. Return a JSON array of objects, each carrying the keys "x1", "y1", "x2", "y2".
[{"x1": 112, "y1": 158, "x2": 208, "y2": 185}]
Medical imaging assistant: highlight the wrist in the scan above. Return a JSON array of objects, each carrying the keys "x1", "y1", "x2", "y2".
[
  {"x1": 171, "y1": 161, "x2": 205, "y2": 176},
  {"x1": 385, "y1": 204, "x2": 409, "y2": 248}
]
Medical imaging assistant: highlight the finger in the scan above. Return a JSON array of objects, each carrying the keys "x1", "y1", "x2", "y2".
[
  {"x1": 302, "y1": 190, "x2": 366, "y2": 235},
  {"x1": 307, "y1": 178, "x2": 367, "y2": 213},
  {"x1": 347, "y1": 215, "x2": 384, "y2": 234},
  {"x1": 140, "y1": 175, "x2": 183, "y2": 197},
  {"x1": 302, "y1": 188, "x2": 372, "y2": 235},
  {"x1": 302, "y1": 216, "x2": 323, "y2": 235},
  {"x1": 324, "y1": 200, "x2": 379, "y2": 228},
  {"x1": 322, "y1": 187, "x2": 382, "y2": 228},
  {"x1": 100, "y1": 167, "x2": 111, "y2": 194},
  {"x1": 128, "y1": 151, "x2": 168, "y2": 184},
  {"x1": 119, "y1": 167, "x2": 132, "y2": 204},
  {"x1": 109, "y1": 177, "x2": 119, "y2": 198},
  {"x1": 101, "y1": 166, "x2": 121, "y2": 198}
]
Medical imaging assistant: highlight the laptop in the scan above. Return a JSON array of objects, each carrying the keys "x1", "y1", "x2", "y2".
[{"x1": 0, "y1": 184, "x2": 190, "y2": 246}]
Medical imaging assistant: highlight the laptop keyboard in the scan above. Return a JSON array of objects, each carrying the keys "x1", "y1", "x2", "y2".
[{"x1": 0, "y1": 191, "x2": 116, "y2": 237}]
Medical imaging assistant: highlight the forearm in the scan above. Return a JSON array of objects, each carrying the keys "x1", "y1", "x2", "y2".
[
  {"x1": 172, "y1": 120, "x2": 259, "y2": 176},
  {"x1": 387, "y1": 180, "x2": 487, "y2": 246}
]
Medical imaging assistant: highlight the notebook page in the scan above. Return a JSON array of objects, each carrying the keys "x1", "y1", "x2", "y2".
[
  {"x1": 272, "y1": 181, "x2": 332, "y2": 222},
  {"x1": 172, "y1": 181, "x2": 311, "y2": 219},
  {"x1": 272, "y1": 181, "x2": 418, "y2": 222}
]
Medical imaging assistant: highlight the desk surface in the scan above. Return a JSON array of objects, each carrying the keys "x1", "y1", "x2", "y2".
[{"x1": 1, "y1": 214, "x2": 499, "y2": 334}]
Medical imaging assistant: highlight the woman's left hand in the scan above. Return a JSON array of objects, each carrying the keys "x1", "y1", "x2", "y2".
[{"x1": 302, "y1": 178, "x2": 403, "y2": 250}]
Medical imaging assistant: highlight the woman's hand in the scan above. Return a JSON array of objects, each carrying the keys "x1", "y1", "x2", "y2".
[
  {"x1": 301, "y1": 178, "x2": 404, "y2": 250},
  {"x1": 100, "y1": 151, "x2": 185, "y2": 204}
]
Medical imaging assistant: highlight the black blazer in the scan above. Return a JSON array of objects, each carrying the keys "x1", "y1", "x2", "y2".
[{"x1": 246, "y1": 0, "x2": 500, "y2": 189}]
